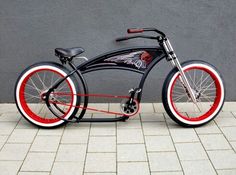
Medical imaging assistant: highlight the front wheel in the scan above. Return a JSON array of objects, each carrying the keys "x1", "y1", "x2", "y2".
[{"x1": 162, "y1": 60, "x2": 225, "y2": 127}]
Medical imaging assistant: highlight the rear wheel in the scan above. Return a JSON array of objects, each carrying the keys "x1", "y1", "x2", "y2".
[
  {"x1": 162, "y1": 61, "x2": 225, "y2": 127},
  {"x1": 15, "y1": 62, "x2": 80, "y2": 128}
]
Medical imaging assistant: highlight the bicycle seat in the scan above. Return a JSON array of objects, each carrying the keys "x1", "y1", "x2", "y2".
[{"x1": 55, "y1": 47, "x2": 84, "y2": 58}]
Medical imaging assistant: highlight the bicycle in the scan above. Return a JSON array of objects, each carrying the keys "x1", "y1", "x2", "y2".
[{"x1": 15, "y1": 28, "x2": 225, "y2": 128}]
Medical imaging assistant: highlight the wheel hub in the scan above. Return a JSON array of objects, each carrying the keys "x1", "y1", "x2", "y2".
[{"x1": 40, "y1": 90, "x2": 55, "y2": 102}]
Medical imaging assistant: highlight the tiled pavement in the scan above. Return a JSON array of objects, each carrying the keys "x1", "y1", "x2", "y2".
[{"x1": 0, "y1": 102, "x2": 236, "y2": 175}]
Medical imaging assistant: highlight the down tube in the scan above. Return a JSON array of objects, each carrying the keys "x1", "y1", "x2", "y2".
[{"x1": 137, "y1": 55, "x2": 166, "y2": 102}]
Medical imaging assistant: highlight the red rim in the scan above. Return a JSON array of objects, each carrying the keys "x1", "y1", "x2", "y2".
[
  {"x1": 169, "y1": 66, "x2": 222, "y2": 122},
  {"x1": 18, "y1": 68, "x2": 74, "y2": 124}
]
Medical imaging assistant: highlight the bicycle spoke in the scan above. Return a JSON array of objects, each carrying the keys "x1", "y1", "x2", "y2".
[
  {"x1": 37, "y1": 72, "x2": 47, "y2": 90},
  {"x1": 29, "y1": 78, "x2": 41, "y2": 94},
  {"x1": 25, "y1": 83, "x2": 41, "y2": 93}
]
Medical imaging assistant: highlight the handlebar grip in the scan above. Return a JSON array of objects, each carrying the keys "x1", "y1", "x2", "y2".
[
  {"x1": 116, "y1": 37, "x2": 129, "y2": 42},
  {"x1": 127, "y1": 28, "x2": 144, "y2": 34}
]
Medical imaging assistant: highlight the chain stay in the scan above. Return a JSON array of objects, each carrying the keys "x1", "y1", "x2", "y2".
[{"x1": 49, "y1": 92, "x2": 140, "y2": 117}]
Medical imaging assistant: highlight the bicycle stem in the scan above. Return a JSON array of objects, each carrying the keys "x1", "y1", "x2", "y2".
[{"x1": 162, "y1": 38, "x2": 197, "y2": 103}]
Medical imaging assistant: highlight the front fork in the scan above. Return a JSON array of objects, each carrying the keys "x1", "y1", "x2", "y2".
[{"x1": 162, "y1": 38, "x2": 197, "y2": 103}]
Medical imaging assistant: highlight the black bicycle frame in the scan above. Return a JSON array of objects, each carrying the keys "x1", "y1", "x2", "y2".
[
  {"x1": 79, "y1": 46, "x2": 166, "y2": 100},
  {"x1": 45, "y1": 28, "x2": 178, "y2": 122},
  {"x1": 46, "y1": 46, "x2": 168, "y2": 122}
]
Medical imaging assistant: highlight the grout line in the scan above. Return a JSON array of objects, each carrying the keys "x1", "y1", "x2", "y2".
[
  {"x1": 214, "y1": 120, "x2": 236, "y2": 154},
  {"x1": 82, "y1": 114, "x2": 92, "y2": 174},
  {"x1": 0, "y1": 121, "x2": 21, "y2": 152},
  {"x1": 0, "y1": 118, "x2": 26, "y2": 174},
  {"x1": 165, "y1": 115, "x2": 185, "y2": 175},
  {"x1": 194, "y1": 127, "x2": 218, "y2": 174},
  {"x1": 152, "y1": 103, "x2": 156, "y2": 113},
  {"x1": 140, "y1": 112, "x2": 152, "y2": 175},
  {"x1": 18, "y1": 126, "x2": 40, "y2": 173},
  {"x1": 49, "y1": 125, "x2": 65, "y2": 173}
]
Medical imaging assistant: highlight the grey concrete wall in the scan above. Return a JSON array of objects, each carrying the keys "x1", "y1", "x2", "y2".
[{"x1": 0, "y1": 0, "x2": 236, "y2": 102}]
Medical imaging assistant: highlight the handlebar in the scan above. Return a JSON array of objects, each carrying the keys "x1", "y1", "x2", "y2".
[
  {"x1": 116, "y1": 35, "x2": 158, "y2": 42},
  {"x1": 127, "y1": 28, "x2": 165, "y2": 37},
  {"x1": 127, "y1": 28, "x2": 144, "y2": 33},
  {"x1": 116, "y1": 27, "x2": 166, "y2": 42}
]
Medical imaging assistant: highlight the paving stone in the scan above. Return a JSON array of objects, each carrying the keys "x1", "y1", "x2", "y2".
[
  {"x1": 148, "y1": 152, "x2": 181, "y2": 172},
  {"x1": 175, "y1": 142, "x2": 208, "y2": 161},
  {"x1": 195, "y1": 121, "x2": 221, "y2": 134},
  {"x1": 118, "y1": 162, "x2": 150, "y2": 175},
  {"x1": 222, "y1": 102, "x2": 236, "y2": 112},
  {"x1": 66, "y1": 119, "x2": 90, "y2": 129},
  {"x1": 37, "y1": 127, "x2": 64, "y2": 136},
  {"x1": 117, "y1": 129, "x2": 144, "y2": 144},
  {"x1": 86, "y1": 103, "x2": 108, "y2": 114},
  {"x1": 109, "y1": 103, "x2": 120, "y2": 112},
  {"x1": 0, "y1": 160, "x2": 22, "y2": 175},
  {"x1": 233, "y1": 112, "x2": 236, "y2": 118},
  {"x1": 0, "y1": 143, "x2": 30, "y2": 160},
  {"x1": 18, "y1": 172, "x2": 50, "y2": 175},
  {"x1": 221, "y1": 126, "x2": 236, "y2": 141},
  {"x1": 0, "y1": 122, "x2": 17, "y2": 135},
  {"x1": 117, "y1": 144, "x2": 147, "y2": 162},
  {"x1": 85, "y1": 153, "x2": 116, "y2": 173},
  {"x1": 1, "y1": 102, "x2": 236, "y2": 174},
  {"x1": 56, "y1": 144, "x2": 86, "y2": 162},
  {"x1": 0, "y1": 104, "x2": 18, "y2": 113},
  {"x1": 140, "y1": 113, "x2": 165, "y2": 122},
  {"x1": 231, "y1": 141, "x2": 236, "y2": 152},
  {"x1": 84, "y1": 173, "x2": 116, "y2": 175},
  {"x1": 65, "y1": 122, "x2": 91, "y2": 129},
  {"x1": 92, "y1": 113, "x2": 117, "y2": 119},
  {"x1": 151, "y1": 172, "x2": 183, "y2": 175},
  {"x1": 217, "y1": 169, "x2": 236, "y2": 175},
  {"x1": 142, "y1": 122, "x2": 169, "y2": 136},
  {"x1": 0, "y1": 112, "x2": 21, "y2": 122},
  {"x1": 140, "y1": 103, "x2": 155, "y2": 113},
  {"x1": 88, "y1": 136, "x2": 116, "y2": 152},
  {"x1": 30, "y1": 135, "x2": 61, "y2": 152},
  {"x1": 145, "y1": 135, "x2": 175, "y2": 152},
  {"x1": 21, "y1": 152, "x2": 55, "y2": 171},
  {"x1": 181, "y1": 160, "x2": 216, "y2": 175},
  {"x1": 61, "y1": 128, "x2": 89, "y2": 144},
  {"x1": 117, "y1": 119, "x2": 141, "y2": 129},
  {"x1": 8, "y1": 129, "x2": 37, "y2": 143},
  {"x1": 0, "y1": 135, "x2": 8, "y2": 143},
  {"x1": 90, "y1": 123, "x2": 116, "y2": 136},
  {"x1": 0, "y1": 135, "x2": 8, "y2": 149},
  {"x1": 0, "y1": 142, "x2": 5, "y2": 150},
  {"x1": 215, "y1": 116, "x2": 236, "y2": 127},
  {"x1": 165, "y1": 117, "x2": 180, "y2": 128},
  {"x1": 16, "y1": 118, "x2": 39, "y2": 129},
  {"x1": 153, "y1": 103, "x2": 166, "y2": 113},
  {"x1": 207, "y1": 150, "x2": 236, "y2": 169},
  {"x1": 218, "y1": 111, "x2": 234, "y2": 118},
  {"x1": 199, "y1": 134, "x2": 231, "y2": 150},
  {"x1": 170, "y1": 128, "x2": 199, "y2": 143},
  {"x1": 51, "y1": 162, "x2": 84, "y2": 175}
]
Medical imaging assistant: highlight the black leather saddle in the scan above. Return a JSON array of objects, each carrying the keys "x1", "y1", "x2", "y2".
[{"x1": 55, "y1": 47, "x2": 84, "y2": 58}]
